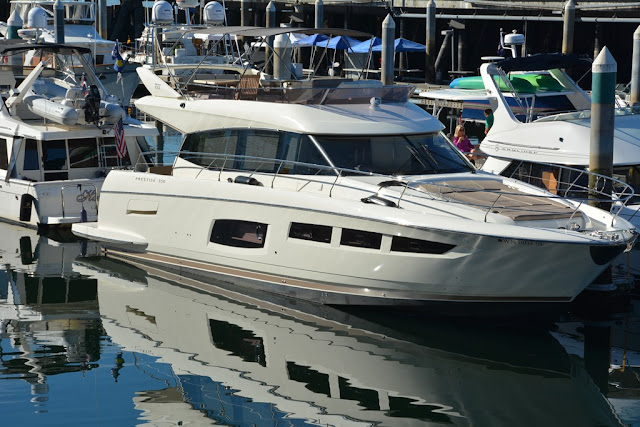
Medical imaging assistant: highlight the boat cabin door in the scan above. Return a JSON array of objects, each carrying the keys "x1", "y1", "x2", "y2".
[{"x1": 41, "y1": 139, "x2": 69, "y2": 181}]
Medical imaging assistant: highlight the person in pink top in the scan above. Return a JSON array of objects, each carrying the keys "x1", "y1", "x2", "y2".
[{"x1": 451, "y1": 124, "x2": 477, "y2": 164}]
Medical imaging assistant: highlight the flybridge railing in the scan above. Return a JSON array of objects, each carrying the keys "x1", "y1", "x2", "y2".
[
  {"x1": 183, "y1": 80, "x2": 414, "y2": 105},
  {"x1": 134, "y1": 151, "x2": 635, "y2": 229}
]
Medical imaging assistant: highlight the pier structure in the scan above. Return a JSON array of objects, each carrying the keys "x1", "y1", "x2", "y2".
[{"x1": 213, "y1": 0, "x2": 640, "y2": 84}]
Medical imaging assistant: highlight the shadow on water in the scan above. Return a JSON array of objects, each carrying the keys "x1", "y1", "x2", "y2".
[{"x1": 0, "y1": 222, "x2": 638, "y2": 426}]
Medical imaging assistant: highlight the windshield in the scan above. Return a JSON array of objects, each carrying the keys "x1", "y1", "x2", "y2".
[{"x1": 315, "y1": 133, "x2": 473, "y2": 176}]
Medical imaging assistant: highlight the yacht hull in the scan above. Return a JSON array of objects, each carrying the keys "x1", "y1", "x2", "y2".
[{"x1": 73, "y1": 170, "x2": 629, "y2": 306}]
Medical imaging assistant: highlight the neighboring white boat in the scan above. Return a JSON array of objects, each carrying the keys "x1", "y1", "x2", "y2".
[
  {"x1": 72, "y1": 257, "x2": 625, "y2": 426},
  {"x1": 417, "y1": 54, "x2": 640, "y2": 226},
  {"x1": 0, "y1": 0, "x2": 139, "y2": 105},
  {"x1": 0, "y1": 42, "x2": 157, "y2": 227},
  {"x1": 72, "y1": 40, "x2": 637, "y2": 307}
]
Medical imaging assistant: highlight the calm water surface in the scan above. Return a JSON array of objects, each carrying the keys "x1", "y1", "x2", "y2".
[{"x1": 0, "y1": 221, "x2": 639, "y2": 426}]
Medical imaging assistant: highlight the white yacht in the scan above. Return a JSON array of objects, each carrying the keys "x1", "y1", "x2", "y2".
[
  {"x1": 72, "y1": 37, "x2": 637, "y2": 308},
  {"x1": 0, "y1": 42, "x2": 158, "y2": 228}
]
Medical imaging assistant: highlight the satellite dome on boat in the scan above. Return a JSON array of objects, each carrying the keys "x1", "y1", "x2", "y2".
[
  {"x1": 503, "y1": 31, "x2": 525, "y2": 46},
  {"x1": 27, "y1": 7, "x2": 47, "y2": 29},
  {"x1": 152, "y1": 1, "x2": 174, "y2": 24},
  {"x1": 176, "y1": 0, "x2": 199, "y2": 10},
  {"x1": 203, "y1": 1, "x2": 225, "y2": 25}
]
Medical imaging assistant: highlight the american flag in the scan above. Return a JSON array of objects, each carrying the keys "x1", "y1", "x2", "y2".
[{"x1": 114, "y1": 117, "x2": 127, "y2": 159}]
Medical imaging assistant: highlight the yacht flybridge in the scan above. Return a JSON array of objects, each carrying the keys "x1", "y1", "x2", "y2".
[
  {"x1": 0, "y1": 42, "x2": 157, "y2": 227},
  {"x1": 73, "y1": 28, "x2": 637, "y2": 307}
]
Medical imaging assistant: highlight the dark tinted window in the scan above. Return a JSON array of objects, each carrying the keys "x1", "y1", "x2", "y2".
[
  {"x1": 289, "y1": 223, "x2": 332, "y2": 243},
  {"x1": 391, "y1": 236, "x2": 455, "y2": 254},
  {"x1": 340, "y1": 229, "x2": 382, "y2": 249},
  {"x1": 69, "y1": 138, "x2": 99, "y2": 168},
  {"x1": 210, "y1": 220, "x2": 267, "y2": 248},
  {"x1": 316, "y1": 133, "x2": 472, "y2": 176},
  {"x1": 0, "y1": 138, "x2": 7, "y2": 169},
  {"x1": 180, "y1": 129, "x2": 330, "y2": 174},
  {"x1": 23, "y1": 139, "x2": 39, "y2": 170},
  {"x1": 42, "y1": 140, "x2": 68, "y2": 171}
]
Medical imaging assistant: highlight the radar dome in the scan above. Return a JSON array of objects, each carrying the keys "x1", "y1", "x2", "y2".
[
  {"x1": 203, "y1": 1, "x2": 225, "y2": 25},
  {"x1": 504, "y1": 32, "x2": 525, "y2": 46},
  {"x1": 176, "y1": 0, "x2": 199, "y2": 10},
  {"x1": 27, "y1": 7, "x2": 48, "y2": 29},
  {"x1": 152, "y1": 0, "x2": 174, "y2": 24}
]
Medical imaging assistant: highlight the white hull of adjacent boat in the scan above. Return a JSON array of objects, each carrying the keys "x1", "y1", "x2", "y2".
[
  {"x1": 0, "y1": 176, "x2": 101, "y2": 227},
  {"x1": 73, "y1": 170, "x2": 631, "y2": 305}
]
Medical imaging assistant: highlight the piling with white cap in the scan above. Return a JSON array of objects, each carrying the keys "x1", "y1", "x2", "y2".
[
  {"x1": 381, "y1": 14, "x2": 395, "y2": 86},
  {"x1": 6, "y1": 10, "x2": 23, "y2": 39},
  {"x1": 589, "y1": 47, "x2": 617, "y2": 209},
  {"x1": 631, "y1": 26, "x2": 640, "y2": 106},
  {"x1": 265, "y1": 1, "x2": 276, "y2": 75},
  {"x1": 562, "y1": 0, "x2": 575, "y2": 55}
]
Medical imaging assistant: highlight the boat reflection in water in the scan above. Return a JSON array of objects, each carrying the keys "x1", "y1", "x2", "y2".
[
  {"x1": 72, "y1": 255, "x2": 624, "y2": 426},
  {"x1": 0, "y1": 225, "x2": 101, "y2": 414}
]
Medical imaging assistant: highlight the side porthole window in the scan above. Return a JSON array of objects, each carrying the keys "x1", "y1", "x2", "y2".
[
  {"x1": 340, "y1": 228, "x2": 382, "y2": 249},
  {"x1": 210, "y1": 220, "x2": 267, "y2": 248},
  {"x1": 289, "y1": 223, "x2": 332, "y2": 243},
  {"x1": 391, "y1": 236, "x2": 455, "y2": 254}
]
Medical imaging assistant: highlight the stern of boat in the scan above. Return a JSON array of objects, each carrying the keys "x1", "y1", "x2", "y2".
[{"x1": 30, "y1": 179, "x2": 102, "y2": 226}]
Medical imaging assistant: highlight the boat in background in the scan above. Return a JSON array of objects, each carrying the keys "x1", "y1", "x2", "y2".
[
  {"x1": 0, "y1": 42, "x2": 157, "y2": 228},
  {"x1": 0, "y1": 0, "x2": 139, "y2": 105},
  {"x1": 72, "y1": 28, "x2": 637, "y2": 310}
]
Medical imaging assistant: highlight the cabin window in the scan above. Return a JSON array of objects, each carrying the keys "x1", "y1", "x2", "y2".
[
  {"x1": 340, "y1": 228, "x2": 382, "y2": 249},
  {"x1": 391, "y1": 236, "x2": 455, "y2": 254},
  {"x1": 69, "y1": 138, "x2": 99, "y2": 168},
  {"x1": 43, "y1": 140, "x2": 68, "y2": 170},
  {"x1": 210, "y1": 219, "x2": 267, "y2": 248},
  {"x1": 23, "y1": 139, "x2": 39, "y2": 170},
  {"x1": 180, "y1": 129, "x2": 330, "y2": 174},
  {"x1": 289, "y1": 222, "x2": 332, "y2": 243},
  {"x1": 0, "y1": 138, "x2": 7, "y2": 169},
  {"x1": 315, "y1": 133, "x2": 472, "y2": 176}
]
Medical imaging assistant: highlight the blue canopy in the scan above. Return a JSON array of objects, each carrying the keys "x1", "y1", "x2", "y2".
[
  {"x1": 350, "y1": 37, "x2": 382, "y2": 53},
  {"x1": 394, "y1": 37, "x2": 426, "y2": 52},
  {"x1": 349, "y1": 37, "x2": 426, "y2": 53},
  {"x1": 317, "y1": 35, "x2": 363, "y2": 50},
  {"x1": 293, "y1": 33, "x2": 329, "y2": 47}
]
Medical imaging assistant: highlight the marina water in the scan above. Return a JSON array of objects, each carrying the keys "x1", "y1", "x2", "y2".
[{"x1": 0, "y1": 220, "x2": 639, "y2": 426}]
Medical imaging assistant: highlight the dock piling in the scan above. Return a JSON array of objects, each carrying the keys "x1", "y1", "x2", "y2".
[
  {"x1": 54, "y1": 0, "x2": 65, "y2": 44},
  {"x1": 562, "y1": 0, "x2": 575, "y2": 55},
  {"x1": 589, "y1": 47, "x2": 616, "y2": 209},
  {"x1": 425, "y1": 0, "x2": 436, "y2": 83},
  {"x1": 381, "y1": 14, "x2": 395, "y2": 85},
  {"x1": 315, "y1": 0, "x2": 324, "y2": 29},
  {"x1": 265, "y1": 2, "x2": 276, "y2": 75},
  {"x1": 631, "y1": 26, "x2": 640, "y2": 106},
  {"x1": 98, "y1": 0, "x2": 108, "y2": 39}
]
